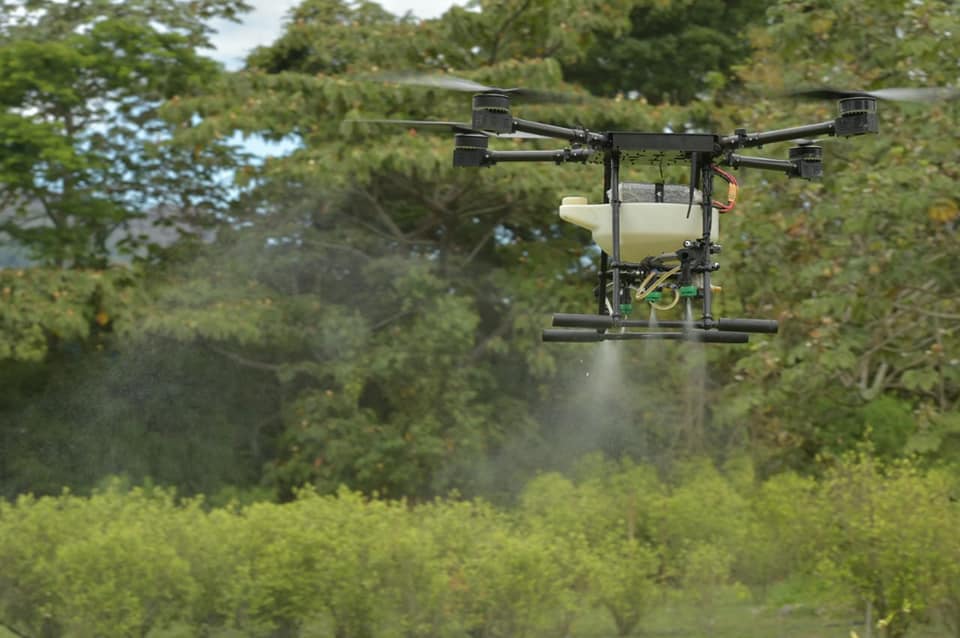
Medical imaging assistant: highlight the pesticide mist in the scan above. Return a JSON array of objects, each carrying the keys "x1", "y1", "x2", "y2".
[
  {"x1": 502, "y1": 306, "x2": 725, "y2": 487},
  {"x1": 539, "y1": 339, "x2": 647, "y2": 472}
]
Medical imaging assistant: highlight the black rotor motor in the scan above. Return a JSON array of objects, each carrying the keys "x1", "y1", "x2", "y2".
[{"x1": 471, "y1": 93, "x2": 513, "y2": 134}]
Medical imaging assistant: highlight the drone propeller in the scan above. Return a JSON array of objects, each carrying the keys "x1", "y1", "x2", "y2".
[
  {"x1": 346, "y1": 118, "x2": 548, "y2": 139},
  {"x1": 374, "y1": 72, "x2": 584, "y2": 103},
  {"x1": 791, "y1": 86, "x2": 960, "y2": 102},
  {"x1": 793, "y1": 137, "x2": 839, "y2": 146}
]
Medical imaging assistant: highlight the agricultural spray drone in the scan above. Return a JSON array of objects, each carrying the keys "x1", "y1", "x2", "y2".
[{"x1": 357, "y1": 79, "x2": 956, "y2": 344}]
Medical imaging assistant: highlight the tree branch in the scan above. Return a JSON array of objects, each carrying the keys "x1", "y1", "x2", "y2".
[
  {"x1": 0, "y1": 621, "x2": 30, "y2": 638},
  {"x1": 488, "y1": 0, "x2": 534, "y2": 65},
  {"x1": 457, "y1": 203, "x2": 511, "y2": 218},
  {"x1": 303, "y1": 236, "x2": 375, "y2": 261},
  {"x1": 465, "y1": 310, "x2": 514, "y2": 364},
  {"x1": 462, "y1": 218, "x2": 505, "y2": 267},
  {"x1": 436, "y1": 181, "x2": 471, "y2": 209},
  {"x1": 892, "y1": 303, "x2": 960, "y2": 321},
  {"x1": 202, "y1": 341, "x2": 282, "y2": 373},
  {"x1": 352, "y1": 186, "x2": 407, "y2": 240},
  {"x1": 350, "y1": 217, "x2": 437, "y2": 245},
  {"x1": 371, "y1": 309, "x2": 416, "y2": 332}
]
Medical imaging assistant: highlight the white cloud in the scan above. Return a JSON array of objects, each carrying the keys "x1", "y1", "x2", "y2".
[
  {"x1": 380, "y1": 0, "x2": 463, "y2": 19},
  {"x1": 205, "y1": 0, "x2": 463, "y2": 70}
]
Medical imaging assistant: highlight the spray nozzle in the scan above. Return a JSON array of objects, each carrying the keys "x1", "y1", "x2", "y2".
[
  {"x1": 644, "y1": 291, "x2": 663, "y2": 304},
  {"x1": 618, "y1": 286, "x2": 633, "y2": 317}
]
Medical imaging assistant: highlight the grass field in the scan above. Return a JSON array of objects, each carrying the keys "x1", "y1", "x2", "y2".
[
  {"x1": 2, "y1": 600, "x2": 955, "y2": 638},
  {"x1": 569, "y1": 603, "x2": 954, "y2": 638}
]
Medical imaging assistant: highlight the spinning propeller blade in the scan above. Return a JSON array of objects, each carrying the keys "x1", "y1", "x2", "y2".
[
  {"x1": 374, "y1": 72, "x2": 584, "y2": 103},
  {"x1": 791, "y1": 86, "x2": 960, "y2": 102},
  {"x1": 347, "y1": 118, "x2": 548, "y2": 138},
  {"x1": 793, "y1": 137, "x2": 838, "y2": 146}
]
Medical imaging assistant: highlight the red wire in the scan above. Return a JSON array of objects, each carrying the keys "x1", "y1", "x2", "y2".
[{"x1": 710, "y1": 164, "x2": 738, "y2": 213}]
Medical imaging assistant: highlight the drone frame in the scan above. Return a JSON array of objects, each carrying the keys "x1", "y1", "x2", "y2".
[{"x1": 448, "y1": 90, "x2": 880, "y2": 344}]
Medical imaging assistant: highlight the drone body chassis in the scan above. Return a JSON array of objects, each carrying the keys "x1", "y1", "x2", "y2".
[{"x1": 417, "y1": 89, "x2": 880, "y2": 344}]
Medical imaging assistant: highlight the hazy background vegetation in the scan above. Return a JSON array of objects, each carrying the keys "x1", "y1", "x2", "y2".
[{"x1": 0, "y1": 0, "x2": 958, "y2": 636}]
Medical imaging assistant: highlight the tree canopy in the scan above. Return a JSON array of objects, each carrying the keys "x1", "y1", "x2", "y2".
[
  {"x1": 2, "y1": 1, "x2": 960, "y2": 634},
  {"x1": 0, "y1": 0, "x2": 958, "y2": 505}
]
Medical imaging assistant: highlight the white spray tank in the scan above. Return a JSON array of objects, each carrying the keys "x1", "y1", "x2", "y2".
[{"x1": 559, "y1": 183, "x2": 719, "y2": 261}]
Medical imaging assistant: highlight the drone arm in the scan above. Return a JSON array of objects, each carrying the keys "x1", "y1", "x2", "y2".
[
  {"x1": 723, "y1": 154, "x2": 798, "y2": 175},
  {"x1": 453, "y1": 132, "x2": 594, "y2": 167},
  {"x1": 723, "y1": 148, "x2": 823, "y2": 180},
  {"x1": 512, "y1": 118, "x2": 606, "y2": 147},
  {"x1": 484, "y1": 148, "x2": 594, "y2": 164},
  {"x1": 719, "y1": 121, "x2": 836, "y2": 149}
]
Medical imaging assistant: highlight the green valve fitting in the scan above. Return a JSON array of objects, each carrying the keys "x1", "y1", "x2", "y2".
[
  {"x1": 619, "y1": 303, "x2": 633, "y2": 316},
  {"x1": 679, "y1": 285, "x2": 699, "y2": 298},
  {"x1": 644, "y1": 291, "x2": 663, "y2": 303}
]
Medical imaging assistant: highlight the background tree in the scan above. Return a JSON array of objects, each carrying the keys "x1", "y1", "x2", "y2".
[
  {"x1": 562, "y1": 0, "x2": 771, "y2": 103},
  {"x1": 145, "y1": 0, "x2": 727, "y2": 499},
  {"x1": 0, "y1": 0, "x2": 261, "y2": 498},
  {"x1": 815, "y1": 455, "x2": 955, "y2": 638},
  {"x1": 711, "y1": 0, "x2": 960, "y2": 473},
  {"x1": 2, "y1": 0, "x2": 958, "y2": 514},
  {"x1": 0, "y1": 0, "x2": 248, "y2": 267}
]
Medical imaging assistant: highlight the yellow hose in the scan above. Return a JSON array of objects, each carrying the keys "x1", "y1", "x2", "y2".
[
  {"x1": 651, "y1": 287, "x2": 681, "y2": 311},
  {"x1": 634, "y1": 271, "x2": 656, "y2": 296},
  {"x1": 634, "y1": 266, "x2": 681, "y2": 300}
]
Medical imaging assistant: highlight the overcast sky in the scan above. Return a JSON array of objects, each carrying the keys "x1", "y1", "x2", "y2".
[{"x1": 206, "y1": 0, "x2": 463, "y2": 69}]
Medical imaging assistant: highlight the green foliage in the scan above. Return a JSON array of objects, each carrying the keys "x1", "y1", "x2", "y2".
[
  {"x1": 2, "y1": 0, "x2": 959, "y2": 566},
  {"x1": 377, "y1": 504, "x2": 456, "y2": 638},
  {"x1": 0, "y1": 267, "x2": 134, "y2": 361},
  {"x1": 713, "y1": 0, "x2": 960, "y2": 471},
  {"x1": 0, "y1": 0, "x2": 774, "y2": 501},
  {"x1": 52, "y1": 505, "x2": 197, "y2": 637},
  {"x1": 435, "y1": 0, "x2": 636, "y2": 67},
  {"x1": 814, "y1": 455, "x2": 956, "y2": 637},
  {"x1": 226, "y1": 490, "x2": 389, "y2": 636},
  {"x1": 658, "y1": 459, "x2": 751, "y2": 569},
  {"x1": 742, "y1": 470, "x2": 820, "y2": 587},
  {"x1": 585, "y1": 537, "x2": 658, "y2": 637},
  {"x1": 563, "y1": 0, "x2": 771, "y2": 103},
  {"x1": 0, "y1": 485, "x2": 198, "y2": 637},
  {"x1": 246, "y1": 0, "x2": 419, "y2": 74},
  {"x1": 0, "y1": 456, "x2": 957, "y2": 637},
  {"x1": 453, "y1": 521, "x2": 572, "y2": 638},
  {"x1": 0, "y1": 336, "x2": 279, "y2": 499},
  {"x1": 519, "y1": 457, "x2": 758, "y2": 635},
  {"x1": 143, "y1": 0, "x2": 690, "y2": 498},
  {"x1": 0, "y1": 0, "x2": 247, "y2": 267}
]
